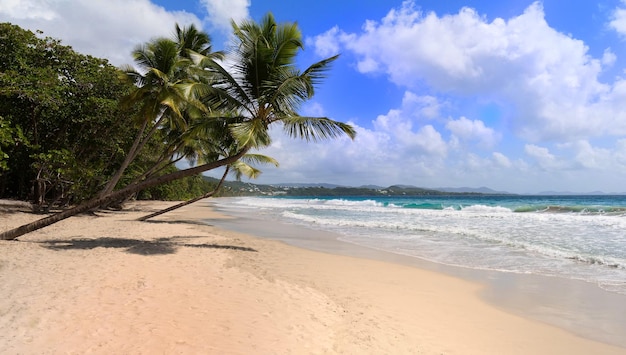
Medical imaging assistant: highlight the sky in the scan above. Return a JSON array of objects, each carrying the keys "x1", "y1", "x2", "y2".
[{"x1": 3, "y1": 0, "x2": 626, "y2": 193}]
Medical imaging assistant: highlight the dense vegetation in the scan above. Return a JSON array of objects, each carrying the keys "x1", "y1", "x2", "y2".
[
  {"x1": 0, "y1": 14, "x2": 355, "y2": 240},
  {"x1": 0, "y1": 23, "x2": 217, "y2": 209},
  {"x1": 0, "y1": 23, "x2": 132, "y2": 205}
]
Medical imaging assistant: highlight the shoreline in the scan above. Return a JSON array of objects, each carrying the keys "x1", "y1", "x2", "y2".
[
  {"x1": 1, "y1": 200, "x2": 624, "y2": 354},
  {"x1": 208, "y1": 198, "x2": 626, "y2": 349}
]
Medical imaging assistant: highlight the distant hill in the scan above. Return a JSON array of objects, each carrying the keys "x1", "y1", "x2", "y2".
[
  {"x1": 204, "y1": 177, "x2": 514, "y2": 197},
  {"x1": 435, "y1": 186, "x2": 513, "y2": 194},
  {"x1": 271, "y1": 182, "x2": 344, "y2": 189}
]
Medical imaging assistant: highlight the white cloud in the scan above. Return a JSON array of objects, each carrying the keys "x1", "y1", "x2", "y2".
[
  {"x1": 492, "y1": 152, "x2": 512, "y2": 168},
  {"x1": 0, "y1": 0, "x2": 58, "y2": 20},
  {"x1": 445, "y1": 117, "x2": 498, "y2": 148},
  {"x1": 237, "y1": 117, "x2": 626, "y2": 193},
  {"x1": 0, "y1": 0, "x2": 245, "y2": 66},
  {"x1": 245, "y1": 92, "x2": 513, "y2": 188},
  {"x1": 312, "y1": 1, "x2": 626, "y2": 142},
  {"x1": 309, "y1": 26, "x2": 343, "y2": 58},
  {"x1": 524, "y1": 144, "x2": 568, "y2": 171},
  {"x1": 302, "y1": 102, "x2": 326, "y2": 117},
  {"x1": 558, "y1": 140, "x2": 604, "y2": 169},
  {"x1": 602, "y1": 48, "x2": 617, "y2": 66},
  {"x1": 611, "y1": 139, "x2": 626, "y2": 173},
  {"x1": 199, "y1": 0, "x2": 249, "y2": 34},
  {"x1": 244, "y1": 94, "x2": 454, "y2": 186},
  {"x1": 401, "y1": 92, "x2": 442, "y2": 120},
  {"x1": 371, "y1": 93, "x2": 448, "y2": 157},
  {"x1": 609, "y1": 1, "x2": 626, "y2": 37}
]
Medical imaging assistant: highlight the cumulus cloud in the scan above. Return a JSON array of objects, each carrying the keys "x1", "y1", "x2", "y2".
[
  {"x1": 0, "y1": 0, "x2": 58, "y2": 20},
  {"x1": 492, "y1": 152, "x2": 512, "y2": 168},
  {"x1": 0, "y1": 0, "x2": 244, "y2": 66},
  {"x1": 609, "y1": 1, "x2": 626, "y2": 37},
  {"x1": 310, "y1": 26, "x2": 344, "y2": 58},
  {"x1": 446, "y1": 117, "x2": 498, "y2": 148},
  {"x1": 400, "y1": 92, "x2": 443, "y2": 120},
  {"x1": 243, "y1": 94, "x2": 455, "y2": 186},
  {"x1": 524, "y1": 144, "x2": 569, "y2": 171},
  {"x1": 199, "y1": 0, "x2": 249, "y2": 33},
  {"x1": 311, "y1": 0, "x2": 626, "y2": 142},
  {"x1": 247, "y1": 93, "x2": 512, "y2": 188},
  {"x1": 557, "y1": 140, "x2": 626, "y2": 172}
]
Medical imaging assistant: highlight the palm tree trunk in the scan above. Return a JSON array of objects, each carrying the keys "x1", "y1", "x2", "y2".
[
  {"x1": 136, "y1": 166, "x2": 230, "y2": 222},
  {"x1": 99, "y1": 114, "x2": 169, "y2": 198},
  {"x1": 0, "y1": 148, "x2": 248, "y2": 241},
  {"x1": 98, "y1": 118, "x2": 149, "y2": 197}
]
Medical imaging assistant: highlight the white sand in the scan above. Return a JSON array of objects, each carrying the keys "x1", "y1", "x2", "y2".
[{"x1": 1, "y1": 201, "x2": 623, "y2": 354}]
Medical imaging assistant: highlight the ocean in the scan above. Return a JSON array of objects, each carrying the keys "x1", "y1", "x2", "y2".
[{"x1": 213, "y1": 194, "x2": 626, "y2": 296}]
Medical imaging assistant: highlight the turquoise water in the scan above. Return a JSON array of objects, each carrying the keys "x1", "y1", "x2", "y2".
[{"x1": 214, "y1": 195, "x2": 626, "y2": 295}]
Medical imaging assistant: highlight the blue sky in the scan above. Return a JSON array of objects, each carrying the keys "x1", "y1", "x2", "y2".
[{"x1": 3, "y1": 0, "x2": 626, "y2": 193}]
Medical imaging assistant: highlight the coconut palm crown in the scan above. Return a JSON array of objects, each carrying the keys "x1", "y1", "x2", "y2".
[{"x1": 200, "y1": 12, "x2": 356, "y2": 150}]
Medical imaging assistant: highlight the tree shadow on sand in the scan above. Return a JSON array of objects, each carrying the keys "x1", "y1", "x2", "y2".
[
  {"x1": 39, "y1": 237, "x2": 257, "y2": 255},
  {"x1": 143, "y1": 219, "x2": 216, "y2": 227}
]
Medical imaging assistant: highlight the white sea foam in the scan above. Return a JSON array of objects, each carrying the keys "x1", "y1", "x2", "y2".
[
  {"x1": 216, "y1": 196, "x2": 626, "y2": 295},
  {"x1": 459, "y1": 204, "x2": 513, "y2": 213}
]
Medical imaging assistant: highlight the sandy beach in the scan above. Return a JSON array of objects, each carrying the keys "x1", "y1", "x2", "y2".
[{"x1": 1, "y1": 200, "x2": 624, "y2": 354}]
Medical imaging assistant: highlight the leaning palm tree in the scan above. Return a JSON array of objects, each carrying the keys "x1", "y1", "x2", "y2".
[
  {"x1": 100, "y1": 24, "x2": 221, "y2": 198},
  {"x1": 0, "y1": 13, "x2": 355, "y2": 241},
  {"x1": 99, "y1": 38, "x2": 195, "y2": 197}
]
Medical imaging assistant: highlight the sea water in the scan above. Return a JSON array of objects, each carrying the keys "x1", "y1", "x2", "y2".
[{"x1": 213, "y1": 195, "x2": 626, "y2": 296}]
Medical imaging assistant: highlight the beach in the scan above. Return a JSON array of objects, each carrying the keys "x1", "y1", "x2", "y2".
[{"x1": 1, "y1": 201, "x2": 624, "y2": 354}]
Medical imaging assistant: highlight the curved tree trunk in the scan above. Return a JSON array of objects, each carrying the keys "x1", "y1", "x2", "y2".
[
  {"x1": 0, "y1": 149, "x2": 248, "y2": 241},
  {"x1": 98, "y1": 118, "x2": 149, "y2": 197},
  {"x1": 99, "y1": 114, "x2": 167, "y2": 198},
  {"x1": 137, "y1": 166, "x2": 229, "y2": 221}
]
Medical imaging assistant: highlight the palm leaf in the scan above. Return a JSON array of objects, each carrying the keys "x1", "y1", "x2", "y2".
[
  {"x1": 302, "y1": 54, "x2": 339, "y2": 87},
  {"x1": 282, "y1": 116, "x2": 356, "y2": 142},
  {"x1": 240, "y1": 153, "x2": 279, "y2": 167},
  {"x1": 230, "y1": 119, "x2": 272, "y2": 148}
]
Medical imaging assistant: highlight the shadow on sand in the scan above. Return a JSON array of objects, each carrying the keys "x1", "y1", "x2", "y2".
[{"x1": 39, "y1": 237, "x2": 257, "y2": 255}]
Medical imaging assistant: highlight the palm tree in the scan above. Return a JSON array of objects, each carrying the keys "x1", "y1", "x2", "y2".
[
  {"x1": 175, "y1": 23, "x2": 219, "y2": 59},
  {"x1": 99, "y1": 26, "x2": 216, "y2": 197},
  {"x1": 200, "y1": 13, "x2": 355, "y2": 150},
  {"x1": 99, "y1": 38, "x2": 184, "y2": 196},
  {"x1": 0, "y1": 13, "x2": 355, "y2": 241}
]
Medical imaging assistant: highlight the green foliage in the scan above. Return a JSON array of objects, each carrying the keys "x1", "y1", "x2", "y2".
[
  {"x1": 0, "y1": 23, "x2": 137, "y2": 204},
  {"x1": 137, "y1": 165, "x2": 216, "y2": 201},
  {"x1": 200, "y1": 12, "x2": 355, "y2": 150},
  {"x1": 0, "y1": 117, "x2": 26, "y2": 171}
]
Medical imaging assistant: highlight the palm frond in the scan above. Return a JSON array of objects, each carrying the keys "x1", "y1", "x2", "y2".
[
  {"x1": 230, "y1": 119, "x2": 272, "y2": 148},
  {"x1": 240, "y1": 153, "x2": 279, "y2": 167},
  {"x1": 302, "y1": 54, "x2": 339, "y2": 87},
  {"x1": 282, "y1": 116, "x2": 356, "y2": 142},
  {"x1": 230, "y1": 160, "x2": 262, "y2": 180},
  {"x1": 268, "y1": 67, "x2": 311, "y2": 113},
  {"x1": 272, "y1": 21, "x2": 303, "y2": 67}
]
